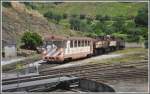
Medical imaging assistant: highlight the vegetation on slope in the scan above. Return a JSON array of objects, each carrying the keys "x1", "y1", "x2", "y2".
[
  {"x1": 24, "y1": 2, "x2": 148, "y2": 43},
  {"x1": 2, "y1": 2, "x2": 148, "y2": 49},
  {"x1": 25, "y1": 2, "x2": 145, "y2": 17},
  {"x1": 2, "y1": 2, "x2": 86, "y2": 47}
]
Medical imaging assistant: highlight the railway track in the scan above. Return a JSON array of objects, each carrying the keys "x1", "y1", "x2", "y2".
[
  {"x1": 3, "y1": 60, "x2": 148, "y2": 85},
  {"x1": 40, "y1": 60, "x2": 147, "y2": 75},
  {"x1": 2, "y1": 74, "x2": 64, "y2": 85},
  {"x1": 39, "y1": 60, "x2": 148, "y2": 84}
]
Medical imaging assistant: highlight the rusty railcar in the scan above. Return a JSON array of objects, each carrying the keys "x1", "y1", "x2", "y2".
[
  {"x1": 42, "y1": 35, "x2": 94, "y2": 62},
  {"x1": 93, "y1": 35, "x2": 125, "y2": 55},
  {"x1": 93, "y1": 36, "x2": 110, "y2": 55},
  {"x1": 116, "y1": 38, "x2": 125, "y2": 50}
]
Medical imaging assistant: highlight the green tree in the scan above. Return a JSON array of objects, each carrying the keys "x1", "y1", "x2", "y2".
[
  {"x1": 69, "y1": 17, "x2": 81, "y2": 31},
  {"x1": 62, "y1": 13, "x2": 68, "y2": 19},
  {"x1": 86, "y1": 17, "x2": 93, "y2": 24},
  {"x1": 112, "y1": 33, "x2": 127, "y2": 40},
  {"x1": 96, "y1": 15, "x2": 102, "y2": 20},
  {"x1": 44, "y1": 11, "x2": 53, "y2": 19},
  {"x1": 44, "y1": 11, "x2": 62, "y2": 24},
  {"x1": 91, "y1": 21, "x2": 106, "y2": 36},
  {"x1": 2, "y1": 2, "x2": 11, "y2": 7},
  {"x1": 95, "y1": 15, "x2": 110, "y2": 22},
  {"x1": 80, "y1": 21, "x2": 92, "y2": 32},
  {"x1": 135, "y1": 5, "x2": 148, "y2": 26},
  {"x1": 80, "y1": 14, "x2": 86, "y2": 19},
  {"x1": 24, "y1": 2, "x2": 37, "y2": 10},
  {"x1": 53, "y1": 14, "x2": 62, "y2": 24},
  {"x1": 21, "y1": 32, "x2": 43, "y2": 50},
  {"x1": 126, "y1": 28, "x2": 143, "y2": 42},
  {"x1": 71, "y1": 14, "x2": 78, "y2": 18},
  {"x1": 112, "y1": 16, "x2": 126, "y2": 32}
]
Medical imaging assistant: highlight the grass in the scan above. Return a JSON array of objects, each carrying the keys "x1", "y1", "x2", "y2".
[
  {"x1": 4, "y1": 2, "x2": 147, "y2": 41},
  {"x1": 33, "y1": 2, "x2": 146, "y2": 17},
  {"x1": 26, "y1": 2, "x2": 147, "y2": 38},
  {"x1": 2, "y1": 54, "x2": 42, "y2": 72},
  {"x1": 90, "y1": 48, "x2": 148, "y2": 65},
  {"x1": 110, "y1": 48, "x2": 148, "y2": 54}
]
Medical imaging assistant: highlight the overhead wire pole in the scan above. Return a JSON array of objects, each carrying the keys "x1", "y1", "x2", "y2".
[{"x1": 16, "y1": 64, "x2": 22, "y2": 89}]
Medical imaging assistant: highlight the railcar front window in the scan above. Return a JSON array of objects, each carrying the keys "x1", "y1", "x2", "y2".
[{"x1": 45, "y1": 41, "x2": 64, "y2": 48}]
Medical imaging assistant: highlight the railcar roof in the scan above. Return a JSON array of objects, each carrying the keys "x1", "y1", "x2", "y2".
[{"x1": 44, "y1": 35, "x2": 94, "y2": 41}]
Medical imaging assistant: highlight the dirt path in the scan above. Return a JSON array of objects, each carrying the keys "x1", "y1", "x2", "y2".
[{"x1": 2, "y1": 57, "x2": 26, "y2": 66}]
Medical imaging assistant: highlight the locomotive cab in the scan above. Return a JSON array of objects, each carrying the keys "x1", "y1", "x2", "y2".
[{"x1": 43, "y1": 38, "x2": 66, "y2": 62}]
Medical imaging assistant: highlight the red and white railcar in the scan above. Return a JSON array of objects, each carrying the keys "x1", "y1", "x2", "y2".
[{"x1": 42, "y1": 35, "x2": 94, "y2": 62}]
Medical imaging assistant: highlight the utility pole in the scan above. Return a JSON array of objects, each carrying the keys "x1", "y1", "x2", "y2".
[
  {"x1": 58, "y1": 70, "x2": 61, "y2": 84},
  {"x1": 16, "y1": 64, "x2": 22, "y2": 89},
  {"x1": 36, "y1": 63, "x2": 39, "y2": 74}
]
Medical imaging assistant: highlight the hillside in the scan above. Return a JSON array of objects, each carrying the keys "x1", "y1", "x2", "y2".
[
  {"x1": 2, "y1": 2, "x2": 148, "y2": 47},
  {"x1": 2, "y1": 2, "x2": 84, "y2": 47},
  {"x1": 26, "y1": 2, "x2": 148, "y2": 42},
  {"x1": 26, "y1": 2, "x2": 146, "y2": 17}
]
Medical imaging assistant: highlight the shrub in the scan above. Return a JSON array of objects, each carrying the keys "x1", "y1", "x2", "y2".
[
  {"x1": 80, "y1": 14, "x2": 86, "y2": 19},
  {"x1": 86, "y1": 17, "x2": 93, "y2": 24},
  {"x1": 44, "y1": 11, "x2": 53, "y2": 19},
  {"x1": 24, "y1": 2, "x2": 37, "y2": 9},
  {"x1": 62, "y1": 13, "x2": 68, "y2": 19},
  {"x1": 80, "y1": 21, "x2": 92, "y2": 32},
  {"x1": 2, "y1": 2, "x2": 11, "y2": 7},
  {"x1": 112, "y1": 16, "x2": 126, "y2": 32},
  {"x1": 53, "y1": 14, "x2": 62, "y2": 24},
  {"x1": 95, "y1": 15, "x2": 105, "y2": 22},
  {"x1": 135, "y1": 5, "x2": 148, "y2": 26},
  {"x1": 71, "y1": 14, "x2": 78, "y2": 18},
  {"x1": 44, "y1": 11, "x2": 62, "y2": 24},
  {"x1": 69, "y1": 17, "x2": 81, "y2": 31},
  {"x1": 21, "y1": 32, "x2": 43, "y2": 50},
  {"x1": 126, "y1": 28, "x2": 143, "y2": 42}
]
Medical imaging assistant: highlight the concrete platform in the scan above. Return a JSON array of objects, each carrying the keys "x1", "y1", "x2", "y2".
[{"x1": 2, "y1": 76, "x2": 79, "y2": 92}]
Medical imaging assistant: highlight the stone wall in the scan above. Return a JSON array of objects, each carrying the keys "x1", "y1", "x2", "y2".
[{"x1": 125, "y1": 42, "x2": 145, "y2": 48}]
